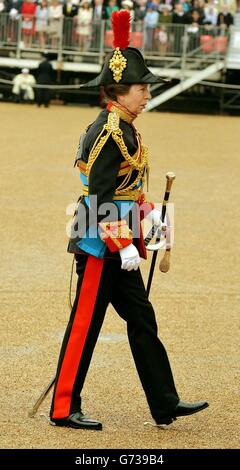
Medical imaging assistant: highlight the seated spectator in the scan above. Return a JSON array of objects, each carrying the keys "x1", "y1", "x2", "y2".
[{"x1": 12, "y1": 68, "x2": 36, "y2": 102}]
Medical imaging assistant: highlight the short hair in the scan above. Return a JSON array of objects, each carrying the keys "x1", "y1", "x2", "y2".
[{"x1": 103, "y1": 84, "x2": 131, "y2": 101}]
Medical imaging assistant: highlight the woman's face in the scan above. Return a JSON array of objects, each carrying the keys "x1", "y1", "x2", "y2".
[{"x1": 117, "y1": 84, "x2": 151, "y2": 115}]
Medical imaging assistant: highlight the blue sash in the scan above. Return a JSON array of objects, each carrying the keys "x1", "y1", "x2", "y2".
[{"x1": 77, "y1": 172, "x2": 137, "y2": 258}]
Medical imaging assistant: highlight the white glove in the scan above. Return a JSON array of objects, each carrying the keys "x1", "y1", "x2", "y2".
[
  {"x1": 146, "y1": 209, "x2": 167, "y2": 231},
  {"x1": 119, "y1": 244, "x2": 141, "y2": 271}
]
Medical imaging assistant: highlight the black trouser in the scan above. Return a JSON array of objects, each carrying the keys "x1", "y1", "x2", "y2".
[
  {"x1": 36, "y1": 88, "x2": 50, "y2": 106},
  {"x1": 50, "y1": 254, "x2": 179, "y2": 422}
]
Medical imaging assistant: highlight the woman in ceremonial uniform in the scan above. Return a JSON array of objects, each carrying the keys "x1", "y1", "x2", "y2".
[{"x1": 50, "y1": 11, "x2": 208, "y2": 430}]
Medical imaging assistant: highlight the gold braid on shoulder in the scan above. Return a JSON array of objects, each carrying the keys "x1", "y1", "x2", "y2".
[
  {"x1": 86, "y1": 111, "x2": 121, "y2": 177},
  {"x1": 86, "y1": 111, "x2": 149, "y2": 193}
]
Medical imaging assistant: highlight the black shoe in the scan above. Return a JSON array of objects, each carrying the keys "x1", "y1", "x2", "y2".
[
  {"x1": 50, "y1": 412, "x2": 102, "y2": 430},
  {"x1": 175, "y1": 400, "x2": 209, "y2": 417},
  {"x1": 156, "y1": 400, "x2": 209, "y2": 425}
]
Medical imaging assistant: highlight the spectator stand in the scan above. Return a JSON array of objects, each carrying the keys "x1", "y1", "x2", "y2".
[{"x1": 0, "y1": 7, "x2": 240, "y2": 110}]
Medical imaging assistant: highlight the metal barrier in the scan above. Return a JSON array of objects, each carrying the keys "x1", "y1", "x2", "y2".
[
  {"x1": 0, "y1": 13, "x2": 229, "y2": 65},
  {"x1": 0, "y1": 12, "x2": 19, "y2": 47}
]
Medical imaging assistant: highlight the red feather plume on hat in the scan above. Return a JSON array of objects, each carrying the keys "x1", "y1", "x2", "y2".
[{"x1": 112, "y1": 10, "x2": 130, "y2": 50}]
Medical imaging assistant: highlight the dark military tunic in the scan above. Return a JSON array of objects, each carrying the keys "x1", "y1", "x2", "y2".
[{"x1": 67, "y1": 103, "x2": 152, "y2": 259}]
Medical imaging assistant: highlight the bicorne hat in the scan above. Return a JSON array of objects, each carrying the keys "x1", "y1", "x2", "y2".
[{"x1": 83, "y1": 11, "x2": 166, "y2": 87}]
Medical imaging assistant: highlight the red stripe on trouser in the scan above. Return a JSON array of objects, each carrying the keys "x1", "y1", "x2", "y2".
[{"x1": 52, "y1": 256, "x2": 104, "y2": 418}]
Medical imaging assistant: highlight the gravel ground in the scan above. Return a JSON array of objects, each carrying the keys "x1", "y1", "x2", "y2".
[{"x1": 1, "y1": 103, "x2": 239, "y2": 450}]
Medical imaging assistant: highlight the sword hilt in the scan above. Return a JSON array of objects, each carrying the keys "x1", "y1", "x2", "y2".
[{"x1": 159, "y1": 248, "x2": 171, "y2": 273}]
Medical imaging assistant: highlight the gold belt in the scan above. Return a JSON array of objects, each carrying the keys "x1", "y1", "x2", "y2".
[{"x1": 82, "y1": 186, "x2": 142, "y2": 201}]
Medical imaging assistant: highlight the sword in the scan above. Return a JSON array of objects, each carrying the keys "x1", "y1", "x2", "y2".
[{"x1": 28, "y1": 376, "x2": 55, "y2": 418}]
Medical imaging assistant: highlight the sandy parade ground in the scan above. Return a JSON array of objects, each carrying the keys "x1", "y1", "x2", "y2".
[{"x1": 0, "y1": 102, "x2": 239, "y2": 453}]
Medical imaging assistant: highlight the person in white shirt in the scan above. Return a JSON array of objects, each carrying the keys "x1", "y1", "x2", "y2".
[{"x1": 12, "y1": 68, "x2": 36, "y2": 102}]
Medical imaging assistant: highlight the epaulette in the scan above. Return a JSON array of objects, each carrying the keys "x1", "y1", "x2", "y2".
[{"x1": 107, "y1": 111, "x2": 121, "y2": 132}]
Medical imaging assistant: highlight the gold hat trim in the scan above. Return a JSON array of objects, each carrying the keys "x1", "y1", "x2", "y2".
[{"x1": 109, "y1": 48, "x2": 127, "y2": 83}]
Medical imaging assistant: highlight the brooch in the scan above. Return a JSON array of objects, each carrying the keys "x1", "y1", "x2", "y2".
[{"x1": 109, "y1": 48, "x2": 127, "y2": 83}]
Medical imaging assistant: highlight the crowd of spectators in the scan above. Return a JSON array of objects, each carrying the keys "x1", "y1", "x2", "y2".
[{"x1": 0, "y1": 0, "x2": 239, "y2": 52}]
